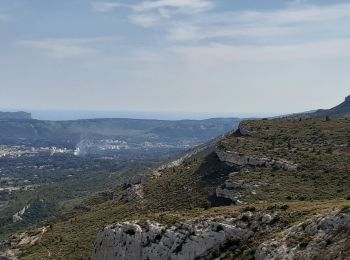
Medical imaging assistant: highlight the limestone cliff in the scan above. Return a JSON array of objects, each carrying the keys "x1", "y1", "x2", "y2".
[
  {"x1": 92, "y1": 212, "x2": 275, "y2": 260},
  {"x1": 92, "y1": 209, "x2": 350, "y2": 260}
]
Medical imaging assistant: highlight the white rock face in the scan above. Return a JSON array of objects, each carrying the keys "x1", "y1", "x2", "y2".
[
  {"x1": 92, "y1": 220, "x2": 254, "y2": 260},
  {"x1": 216, "y1": 149, "x2": 297, "y2": 171},
  {"x1": 255, "y1": 211, "x2": 350, "y2": 260}
]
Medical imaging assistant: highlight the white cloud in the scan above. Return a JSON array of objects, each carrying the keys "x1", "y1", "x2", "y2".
[
  {"x1": 159, "y1": 2, "x2": 350, "y2": 49},
  {"x1": 132, "y1": 0, "x2": 214, "y2": 13},
  {"x1": 166, "y1": 23, "x2": 299, "y2": 42},
  {"x1": 126, "y1": 0, "x2": 214, "y2": 27},
  {"x1": 128, "y1": 14, "x2": 160, "y2": 27},
  {"x1": 91, "y1": 2, "x2": 123, "y2": 13},
  {"x1": 99, "y1": 1, "x2": 350, "y2": 47},
  {"x1": 239, "y1": 3, "x2": 350, "y2": 25},
  {"x1": 17, "y1": 38, "x2": 102, "y2": 58}
]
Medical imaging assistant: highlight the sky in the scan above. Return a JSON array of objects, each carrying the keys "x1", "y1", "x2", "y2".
[{"x1": 1, "y1": 0, "x2": 350, "y2": 119}]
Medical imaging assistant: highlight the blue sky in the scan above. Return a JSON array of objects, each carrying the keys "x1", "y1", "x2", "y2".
[{"x1": 1, "y1": 0, "x2": 350, "y2": 118}]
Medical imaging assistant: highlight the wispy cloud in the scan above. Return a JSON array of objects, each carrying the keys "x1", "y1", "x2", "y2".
[
  {"x1": 88, "y1": 1, "x2": 350, "y2": 67},
  {"x1": 165, "y1": 3, "x2": 350, "y2": 44},
  {"x1": 17, "y1": 38, "x2": 104, "y2": 58},
  {"x1": 132, "y1": 0, "x2": 214, "y2": 13},
  {"x1": 94, "y1": 1, "x2": 350, "y2": 46},
  {"x1": 128, "y1": 14, "x2": 160, "y2": 28},
  {"x1": 92, "y1": 0, "x2": 214, "y2": 27},
  {"x1": 91, "y1": 2, "x2": 123, "y2": 13},
  {"x1": 130, "y1": 0, "x2": 214, "y2": 28}
]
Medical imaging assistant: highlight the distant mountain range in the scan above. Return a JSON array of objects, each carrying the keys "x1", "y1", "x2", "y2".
[
  {"x1": 0, "y1": 115, "x2": 241, "y2": 159},
  {"x1": 289, "y1": 95, "x2": 350, "y2": 119},
  {"x1": 0, "y1": 111, "x2": 32, "y2": 120}
]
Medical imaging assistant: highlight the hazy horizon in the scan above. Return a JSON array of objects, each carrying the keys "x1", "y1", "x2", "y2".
[
  {"x1": 1, "y1": 0, "x2": 350, "y2": 115},
  {"x1": 0, "y1": 109, "x2": 280, "y2": 121}
]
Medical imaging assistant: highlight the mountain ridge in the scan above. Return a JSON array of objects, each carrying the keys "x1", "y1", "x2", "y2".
[
  {"x1": 288, "y1": 95, "x2": 350, "y2": 119},
  {"x1": 0, "y1": 116, "x2": 241, "y2": 160},
  {"x1": 0, "y1": 111, "x2": 32, "y2": 120}
]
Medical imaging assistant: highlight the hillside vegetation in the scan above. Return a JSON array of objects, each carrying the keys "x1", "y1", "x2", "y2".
[{"x1": 4, "y1": 118, "x2": 350, "y2": 259}]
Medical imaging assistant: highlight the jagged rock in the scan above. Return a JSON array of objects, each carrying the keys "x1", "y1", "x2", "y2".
[
  {"x1": 92, "y1": 219, "x2": 255, "y2": 260},
  {"x1": 255, "y1": 210, "x2": 350, "y2": 260}
]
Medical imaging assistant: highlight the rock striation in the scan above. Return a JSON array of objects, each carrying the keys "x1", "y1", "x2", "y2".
[{"x1": 216, "y1": 148, "x2": 298, "y2": 171}]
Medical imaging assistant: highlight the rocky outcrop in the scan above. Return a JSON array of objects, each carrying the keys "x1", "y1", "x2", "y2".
[
  {"x1": 236, "y1": 124, "x2": 255, "y2": 137},
  {"x1": 255, "y1": 210, "x2": 350, "y2": 260},
  {"x1": 121, "y1": 184, "x2": 144, "y2": 202},
  {"x1": 215, "y1": 172, "x2": 252, "y2": 204},
  {"x1": 216, "y1": 186, "x2": 244, "y2": 204},
  {"x1": 92, "y1": 212, "x2": 278, "y2": 260},
  {"x1": 0, "y1": 226, "x2": 48, "y2": 260},
  {"x1": 216, "y1": 149, "x2": 298, "y2": 171},
  {"x1": 12, "y1": 205, "x2": 30, "y2": 223}
]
